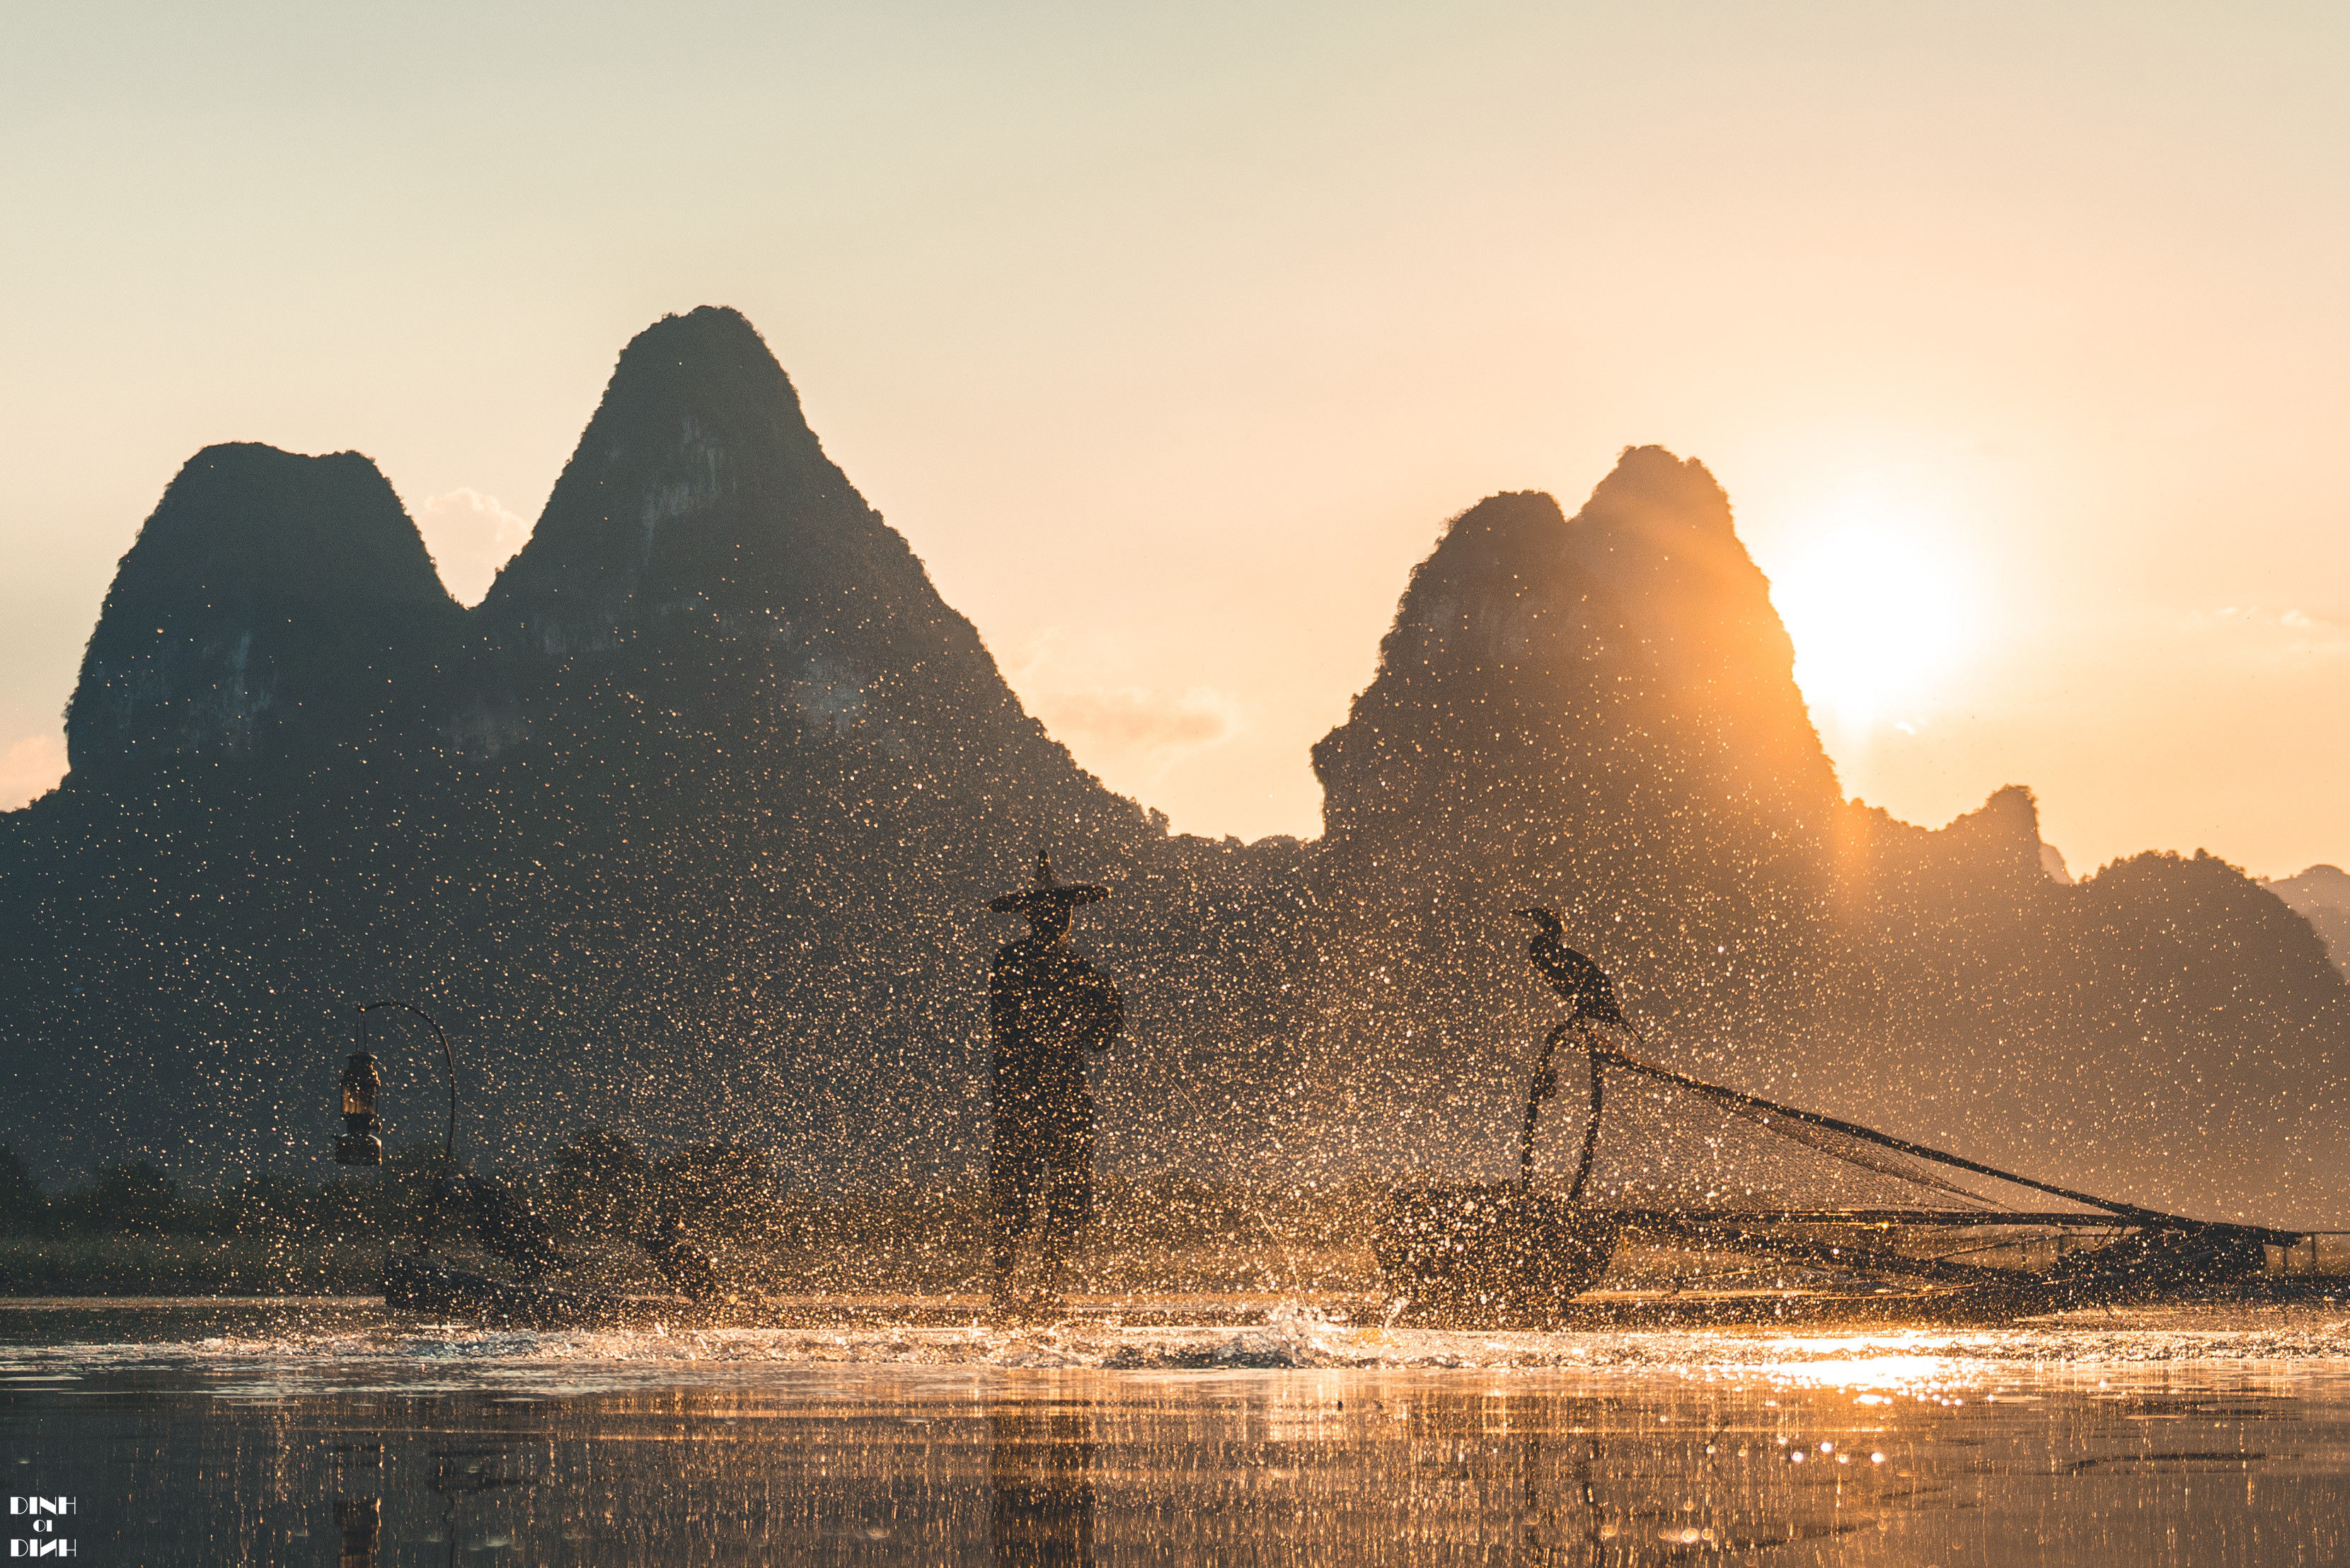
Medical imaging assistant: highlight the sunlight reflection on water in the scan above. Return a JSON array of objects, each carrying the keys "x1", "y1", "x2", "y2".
[{"x1": 4, "y1": 1300, "x2": 2348, "y2": 1564}]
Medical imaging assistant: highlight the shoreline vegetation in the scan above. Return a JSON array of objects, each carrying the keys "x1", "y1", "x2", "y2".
[{"x1": 0, "y1": 1137, "x2": 1389, "y2": 1299}]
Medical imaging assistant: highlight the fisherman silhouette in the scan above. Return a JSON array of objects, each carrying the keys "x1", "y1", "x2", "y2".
[
  {"x1": 988, "y1": 851, "x2": 1124, "y2": 1318},
  {"x1": 1516, "y1": 907, "x2": 1632, "y2": 1194}
]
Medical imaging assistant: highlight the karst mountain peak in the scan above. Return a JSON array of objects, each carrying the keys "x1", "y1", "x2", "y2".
[
  {"x1": 66, "y1": 441, "x2": 464, "y2": 772},
  {"x1": 483, "y1": 306, "x2": 868, "y2": 642},
  {"x1": 1315, "y1": 447, "x2": 1839, "y2": 857},
  {"x1": 464, "y1": 306, "x2": 1106, "y2": 817}
]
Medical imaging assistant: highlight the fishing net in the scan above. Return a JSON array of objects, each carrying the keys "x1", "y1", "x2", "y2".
[
  {"x1": 1381, "y1": 1033, "x2": 2281, "y2": 1319},
  {"x1": 1553, "y1": 1044, "x2": 2121, "y2": 1223},
  {"x1": 1495, "y1": 1034, "x2": 2272, "y2": 1298}
]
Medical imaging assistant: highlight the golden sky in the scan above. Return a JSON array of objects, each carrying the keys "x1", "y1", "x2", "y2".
[{"x1": 2, "y1": 3, "x2": 2344, "y2": 877}]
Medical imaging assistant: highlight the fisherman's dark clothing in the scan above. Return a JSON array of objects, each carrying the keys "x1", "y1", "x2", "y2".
[
  {"x1": 989, "y1": 935, "x2": 1123, "y2": 1262},
  {"x1": 1532, "y1": 940, "x2": 1629, "y2": 1030}
]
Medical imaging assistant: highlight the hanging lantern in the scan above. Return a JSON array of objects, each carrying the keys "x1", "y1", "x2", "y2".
[
  {"x1": 335, "y1": 1051, "x2": 384, "y2": 1166},
  {"x1": 329, "y1": 1001, "x2": 459, "y2": 1169}
]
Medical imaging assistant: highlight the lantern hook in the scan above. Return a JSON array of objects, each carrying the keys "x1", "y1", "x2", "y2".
[{"x1": 359, "y1": 1001, "x2": 459, "y2": 1163}]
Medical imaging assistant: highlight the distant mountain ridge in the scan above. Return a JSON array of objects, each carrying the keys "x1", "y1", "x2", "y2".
[
  {"x1": 3, "y1": 306, "x2": 2343, "y2": 1228},
  {"x1": 2265, "y1": 865, "x2": 2350, "y2": 976}
]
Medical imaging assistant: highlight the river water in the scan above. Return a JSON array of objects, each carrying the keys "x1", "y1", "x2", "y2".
[{"x1": 4, "y1": 1298, "x2": 2348, "y2": 1564}]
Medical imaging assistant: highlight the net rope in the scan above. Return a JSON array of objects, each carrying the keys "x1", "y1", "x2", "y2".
[{"x1": 1545, "y1": 1042, "x2": 2126, "y2": 1222}]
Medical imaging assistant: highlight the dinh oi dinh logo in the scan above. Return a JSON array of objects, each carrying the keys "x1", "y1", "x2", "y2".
[{"x1": 8, "y1": 1497, "x2": 78, "y2": 1559}]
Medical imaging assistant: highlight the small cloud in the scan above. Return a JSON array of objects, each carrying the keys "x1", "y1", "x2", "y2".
[
  {"x1": 1042, "y1": 686, "x2": 1240, "y2": 759},
  {"x1": 1008, "y1": 629, "x2": 1241, "y2": 780},
  {"x1": 0, "y1": 732, "x2": 67, "y2": 810},
  {"x1": 414, "y1": 488, "x2": 529, "y2": 607},
  {"x1": 2182, "y1": 604, "x2": 2349, "y2": 667}
]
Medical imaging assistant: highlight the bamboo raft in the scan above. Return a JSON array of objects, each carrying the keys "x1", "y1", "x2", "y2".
[{"x1": 1372, "y1": 1030, "x2": 2300, "y2": 1327}]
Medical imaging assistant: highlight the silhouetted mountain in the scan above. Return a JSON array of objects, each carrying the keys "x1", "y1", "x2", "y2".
[
  {"x1": 2265, "y1": 865, "x2": 2350, "y2": 976},
  {"x1": 1289, "y1": 459, "x2": 2346, "y2": 1223},
  {"x1": 1290, "y1": 461, "x2": 1853, "y2": 1181},
  {"x1": 0, "y1": 311, "x2": 1301, "y2": 1190},
  {"x1": 67, "y1": 443, "x2": 463, "y2": 771},
  {"x1": 419, "y1": 307, "x2": 1300, "y2": 1179},
  {"x1": 1, "y1": 316, "x2": 2340, "y2": 1231},
  {"x1": 1845, "y1": 824, "x2": 2348, "y2": 1224},
  {"x1": 476, "y1": 309, "x2": 1076, "y2": 798}
]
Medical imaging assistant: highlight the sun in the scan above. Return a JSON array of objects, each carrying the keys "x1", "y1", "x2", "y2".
[{"x1": 1768, "y1": 519, "x2": 1973, "y2": 734}]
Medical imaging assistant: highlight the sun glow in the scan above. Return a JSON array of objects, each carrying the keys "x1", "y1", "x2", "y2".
[{"x1": 1769, "y1": 517, "x2": 1975, "y2": 734}]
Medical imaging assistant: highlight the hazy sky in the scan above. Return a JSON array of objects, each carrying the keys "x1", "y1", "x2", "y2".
[{"x1": 4, "y1": 2, "x2": 2344, "y2": 877}]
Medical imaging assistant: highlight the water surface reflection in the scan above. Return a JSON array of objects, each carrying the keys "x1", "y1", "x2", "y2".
[{"x1": 4, "y1": 1301, "x2": 2347, "y2": 1564}]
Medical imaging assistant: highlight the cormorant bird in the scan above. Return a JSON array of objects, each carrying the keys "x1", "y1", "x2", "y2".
[
  {"x1": 1516, "y1": 908, "x2": 1628, "y2": 1030},
  {"x1": 1515, "y1": 907, "x2": 1632, "y2": 1191}
]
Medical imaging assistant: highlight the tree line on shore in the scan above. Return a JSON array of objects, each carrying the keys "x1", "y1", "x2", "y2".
[
  {"x1": 0, "y1": 1132, "x2": 822, "y2": 1245},
  {"x1": 0, "y1": 1134, "x2": 1366, "y2": 1257}
]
